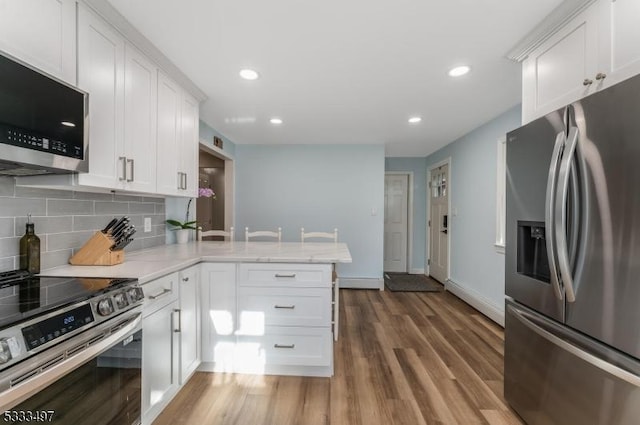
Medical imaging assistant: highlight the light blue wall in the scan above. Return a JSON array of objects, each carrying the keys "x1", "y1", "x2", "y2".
[
  {"x1": 235, "y1": 144, "x2": 385, "y2": 279},
  {"x1": 199, "y1": 120, "x2": 236, "y2": 157},
  {"x1": 384, "y1": 158, "x2": 427, "y2": 272},
  {"x1": 425, "y1": 105, "x2": 521, "y2": 310}
]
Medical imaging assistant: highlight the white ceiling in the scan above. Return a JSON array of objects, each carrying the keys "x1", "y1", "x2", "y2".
[{"x1": 106, "y1": 0, "x2": 563, "y2": 157}]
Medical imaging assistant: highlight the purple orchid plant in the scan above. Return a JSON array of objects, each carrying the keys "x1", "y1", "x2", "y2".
[{"x1": 166, "y1": 187, "x2": 216, "y2": 229}]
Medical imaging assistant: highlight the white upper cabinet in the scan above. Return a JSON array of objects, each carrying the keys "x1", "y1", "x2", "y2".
[
  {"x1": 77, "y1": 5, "x2": 125, "y2": 189},
  {"x1": 123, "y1": 44, "x2": 157, "y2": 193},
  {"x1": 156, "y1": 72, "x2": 182, "y2": 195},
  {"x1": 180, "y1": 92, "x2": 199, "y2": 198},
  {"x1": 157, "y1": 72, "x2": 199, "y2": 197},
  {"x1": 521, "y1": 0, "x2": 640, "y2": 123},
  {"x1": 522, "y1": 4, "x2": 600, "y2": 123},
  {"x1": 598, "y1": 0, "x2": 640, "y2": 87},
  {"x1": 0, "y1": 0, "x2": 76, "y2": 84},
  {"x1": 8, "y1": 1, "x2": 202, "y2": 196}
]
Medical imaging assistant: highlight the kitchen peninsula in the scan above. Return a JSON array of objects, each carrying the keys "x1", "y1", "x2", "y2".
[{"x1": 42, "y1": 241, "x2": 352, "y2": 425}]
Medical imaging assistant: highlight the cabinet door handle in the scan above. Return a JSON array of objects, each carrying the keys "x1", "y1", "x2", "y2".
[
  {"x1": 595, "y1": 72, "x2": 607, "y2": 81},
  {"x1": 173, "y1": 309, "x2": 181, "y2": 333},
  {"x1": 177, "y1": 172, "x2": 183, "y2": 190},
  {"x1": 583, "y1": 78, "x2": 593, "y2": 86},
  {"x1": 119, "y1": 156, "x2": 127, "y2": 181},
  {"x1": 182, "y1": 276, "x2": 189, "y2": 282},
  {"x1": 148, "y1": 288, "x2": 172, "y2": 300},
  {"x1": 274, "y1": 344, "x2": 295, "y2": 349},
  {"x1": 183, "y1": 173, "x2": 188, "y2": 190},
  {"x1": 274, "y1": 273, "x2": 296, "y2": 278},
  {"x1": 126, "y1": 158, "x2": 134, "y2": 182},
  {"x1": 274, "y1": 305, "x2": 295, "y2": 309}
]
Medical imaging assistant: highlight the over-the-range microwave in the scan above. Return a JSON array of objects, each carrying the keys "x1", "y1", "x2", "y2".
[{"x1": 0, "y1": 50, "x2": 88, "y2": 176}]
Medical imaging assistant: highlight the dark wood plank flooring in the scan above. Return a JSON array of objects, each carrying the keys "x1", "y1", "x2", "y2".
[{"x1": 154, "y1": 288, "x2": 524, "y2": 425}]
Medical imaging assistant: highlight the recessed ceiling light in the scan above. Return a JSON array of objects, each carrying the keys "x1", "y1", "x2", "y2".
[
  {"x1": 408, "y1": 117, "x2": 422, "y2": 124},
  {"x1": 270, "y1": 118, "x2": 283, "y2": 125},
  {"x1": 448, "y1": 65, "x2": 470, "y2": 77},
  {"x1": 61, "y1": 121, "x2": 76, "y2": 127},
  {"x1": 239, "y1": 69, "x2": 259, "y2": 80}
]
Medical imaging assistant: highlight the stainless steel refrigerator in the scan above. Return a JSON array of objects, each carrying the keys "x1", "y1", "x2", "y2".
[{"x1": 505, "y1": 73, "x2": 640, "y2": 425}]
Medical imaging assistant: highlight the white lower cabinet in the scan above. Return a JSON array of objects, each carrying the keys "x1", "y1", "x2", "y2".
[
  {"x1": 178, "y1": 265, "x2": 200, "y2": 384},
  {"x1": 200, "y1": 262, "x2": 334, "y2": 377},
  {"x1": 199, "y1": 263, "x2": 237, "y2": 370},
  {"x1": 141, "y1": 273, "x2": 179, "y2": 425}
]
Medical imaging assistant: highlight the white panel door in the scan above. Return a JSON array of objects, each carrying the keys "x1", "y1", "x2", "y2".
[
  {"x1": 429, "y1": 164, "x2": 449, "y2": 283},
  {"x1": 123, "y1": 44, "x2": 157, "y2": 193},
  {"x1": 0, "y1": 0, "x2": 76, "y2": 83},
  {"x1": 384, "y1": 174, "x2": 408, "y2": 272}
]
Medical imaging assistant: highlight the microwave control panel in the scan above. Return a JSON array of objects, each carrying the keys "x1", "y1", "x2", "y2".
[{"x1": 0, "y1": 123, "x2": 82, "y2": 159}]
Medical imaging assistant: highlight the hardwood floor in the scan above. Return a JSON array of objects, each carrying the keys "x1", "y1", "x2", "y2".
[{"x1": 154, "y1": 288, "x2": 524, "y2": 425}]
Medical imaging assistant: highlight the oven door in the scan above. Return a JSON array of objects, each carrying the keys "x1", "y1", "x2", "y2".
[{"x1": 0, "y1": 309, "x2": 142, "y2": 425}]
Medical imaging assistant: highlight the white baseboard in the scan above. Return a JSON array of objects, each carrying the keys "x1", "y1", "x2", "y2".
[
  {"x1": 340, "y1": 277, "x2": 384, "y2": 290},
  {"x1": 445, "y1": 279, "x2": 505, "y2": 327},
  {"x1": 409, "y1": 268, "x2": 425, "y2": 275}
]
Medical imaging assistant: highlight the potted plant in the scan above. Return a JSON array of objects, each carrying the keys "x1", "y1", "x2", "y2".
[
  {"x1": 166, "y1": 187, "x2": 216, "y2": 244},
  {"x1": 166, "y1": 219, "x2": 197, "y2": 244}
]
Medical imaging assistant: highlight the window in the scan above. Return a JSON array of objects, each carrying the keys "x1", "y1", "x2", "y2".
[{"x1": 495, "y1": 136, "x2": 506, "y2": 253}]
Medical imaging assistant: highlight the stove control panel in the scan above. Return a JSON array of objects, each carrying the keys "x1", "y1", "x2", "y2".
[{"x1": 0, "y1": 282, "x2": 144, "y2": 372}]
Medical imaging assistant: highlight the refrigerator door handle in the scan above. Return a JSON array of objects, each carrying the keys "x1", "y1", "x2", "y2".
[
  {"x1": 508, "y1": 304, "x2": 640, "y2": 388},
  {"x1": 555, "y1": 126, "x2": 579, "y2": 302},
  {"x1": 545, "y1": 131, "x2": 566, "y2": 300}
]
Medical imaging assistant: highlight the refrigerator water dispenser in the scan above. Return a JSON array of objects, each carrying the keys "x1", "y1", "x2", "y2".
[{"x1": 517, "y1": 221, "x2": 550, "y2": 283}]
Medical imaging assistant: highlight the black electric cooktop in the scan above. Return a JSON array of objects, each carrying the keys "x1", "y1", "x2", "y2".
[{"x1": 0, "y1": 270, "x2": 137, "y2": 330}]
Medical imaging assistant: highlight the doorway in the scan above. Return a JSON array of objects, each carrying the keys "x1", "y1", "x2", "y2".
[
  {"x1": 384, "y1": 172, "x2": 413, "y2": 273},
  {"x1": 198, "y1": 143, "x2": 235, "y2": 239},
  {"x1": 428, "y1": 161, "x2": 450, "y2": 283}
]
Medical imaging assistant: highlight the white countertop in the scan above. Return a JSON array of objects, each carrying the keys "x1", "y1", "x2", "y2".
[{"x1": 41, "y1": 241, "x2": 352, "y2": 284}]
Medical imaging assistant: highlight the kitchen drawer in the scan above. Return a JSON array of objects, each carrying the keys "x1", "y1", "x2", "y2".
[
  {"x1": 236, "y1": 327, "x2": 332, "y2": 367},
  {"x1": 141, "y1": 272, "x2": 179, "y2": 317},
  {"x1": 237, "y1": 287, "x2": 331, "y2": 330},
  {"x1": 238, "y1": 263, "x2": 332, "y2": 288}
]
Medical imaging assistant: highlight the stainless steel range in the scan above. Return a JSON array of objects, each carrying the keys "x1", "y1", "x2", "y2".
[{"x1": 0, "y1": 270, "x2": 144, "y2": 424}]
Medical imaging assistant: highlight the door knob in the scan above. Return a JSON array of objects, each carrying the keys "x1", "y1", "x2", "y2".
[
  {"x1": 583, "y1": 78, "x2": 593, "y2": 86},
  {"x1": 595, "y1": 72, "x2": 607, "y2": 81}
]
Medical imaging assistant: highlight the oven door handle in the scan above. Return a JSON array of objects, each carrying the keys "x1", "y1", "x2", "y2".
[{"x1": 0, "y1": 312, "x2": 142, "y2": 411}]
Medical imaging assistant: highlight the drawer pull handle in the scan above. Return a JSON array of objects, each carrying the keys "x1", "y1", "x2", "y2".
[
  {"x1": 148, "y1": 288, "x2": 172, "y2": 300},
  {"x1": 275, "y1": 273, "x2": 296, "y2": 278},
  {"x1": 274, "y1": 305, "x2": 295, "y2": 309},
  {"x1": 274, "y1": 344, "x2": 295, "y2": 349}
]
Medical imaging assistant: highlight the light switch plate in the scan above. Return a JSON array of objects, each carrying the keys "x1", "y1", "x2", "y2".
[{"x1": 144, "y1": 217, "x2": 152, "y2": 232}]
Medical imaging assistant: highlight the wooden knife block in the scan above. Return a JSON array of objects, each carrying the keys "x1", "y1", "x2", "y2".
[{"x1": 69, "y1": 231, "x2": 124, "y2": 266}]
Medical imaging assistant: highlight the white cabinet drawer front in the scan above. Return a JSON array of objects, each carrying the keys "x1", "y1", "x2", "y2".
[
  {"x1": 236, "y1": 327, "x2": 332, "y2": 367},
  {"x1": 238, "y1": 264, "x2": 331, "y2": 287},
  {"x1": 142, "y1": 272, "x2": 178, "y2": 316},
  {"x1": 237, "y1": 287, "x2": 331, "y2": 329}
]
